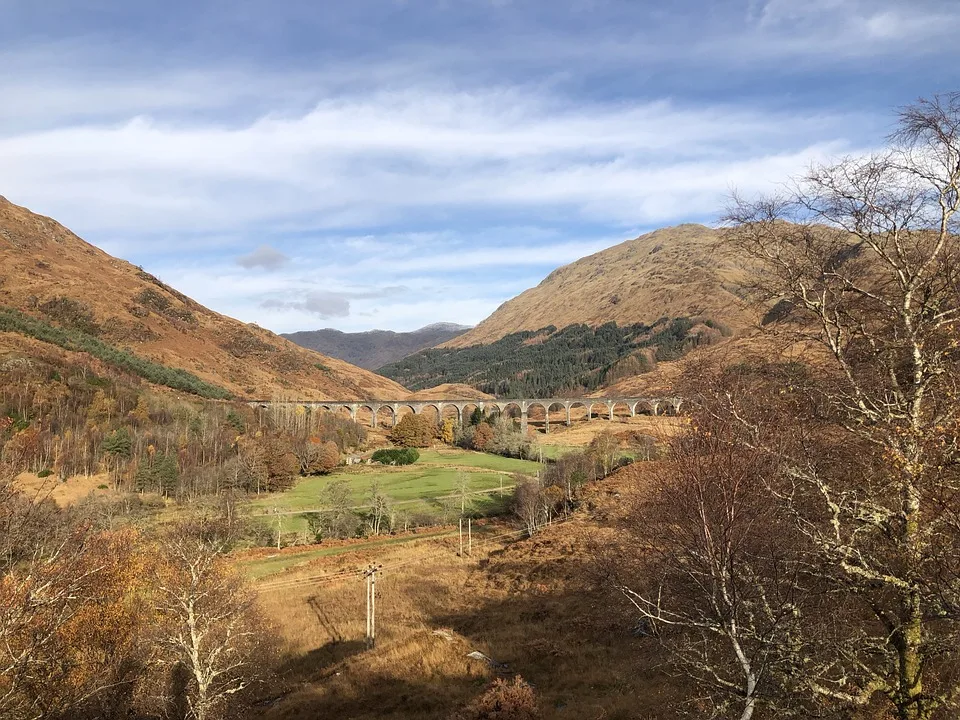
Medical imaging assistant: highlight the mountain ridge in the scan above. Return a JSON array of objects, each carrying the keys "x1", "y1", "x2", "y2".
[
  {"x1": 441, "y1": 224, "x2": 756, "y2": 349},
  {"x1": 284, "y1": 323, "x2": 471, "y2": 370},
  {"x1": 0, "y1": 195, "x2": 409, "y2": 400}
]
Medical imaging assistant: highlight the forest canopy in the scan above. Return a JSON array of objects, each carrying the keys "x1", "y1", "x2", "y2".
[{"x1": 378, "y1": 318, "x2": 725, "y2": 397}]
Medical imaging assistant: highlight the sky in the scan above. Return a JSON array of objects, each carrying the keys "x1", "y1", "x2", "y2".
[{"x1": 1, "y1": 0, "x2": 958, "y2": 334}]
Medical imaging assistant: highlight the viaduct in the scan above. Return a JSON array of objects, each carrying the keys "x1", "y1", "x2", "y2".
[{"x1": 248, "y1": 396, "x2": 683, "y2": 434}]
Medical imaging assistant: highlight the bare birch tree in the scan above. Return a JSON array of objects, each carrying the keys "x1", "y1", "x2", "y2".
[
  {"x1": 153, "y1": 519, "x2": 266, "y2": 720},
  {"x1": 710, "y1": 92, "x2": 960, "y2": 719},
  {"x1": 608, "y1": 393, "x2": 809, "y2": 720},
  {"x1": 0, "y1": 453, "x2": 151, "y2": 720}
]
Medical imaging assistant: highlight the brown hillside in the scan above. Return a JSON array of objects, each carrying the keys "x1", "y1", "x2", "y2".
[
  {"x1": 443, "y1": 224, "x2": 756, "y2": 349},
  {"x1": 0, "y1": 195, "x2": 408, "y2": 400},
  {"x1": 405, "y1": 383, "x2": 496, "y2": 400}
]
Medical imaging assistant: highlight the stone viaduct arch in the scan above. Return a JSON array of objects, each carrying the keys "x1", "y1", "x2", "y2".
[{"x1": 249, "y1": 396, "x2": 683, "y2": 434}]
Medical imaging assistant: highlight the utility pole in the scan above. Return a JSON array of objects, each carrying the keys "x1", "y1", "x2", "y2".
[
  {"x1": 468, "y1": 517, "x2": 472, "y2": 556},
  {"x1": 459, "y1": 517, "x2": 464, "y2": 557},
  {"x1": 274, "y1": 507, "x2": 282, "y2": 549},
  {"x1": 364, "y1": 564, "x2": 382, "y2": 649}
]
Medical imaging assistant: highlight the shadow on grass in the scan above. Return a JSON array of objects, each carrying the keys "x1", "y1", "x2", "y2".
[
  {"x1": 426, "y1": 544, "x2": 677, "y2": 720},
  {"x1": 277, "y1": 638, "x2": 368, "y2": 683}
]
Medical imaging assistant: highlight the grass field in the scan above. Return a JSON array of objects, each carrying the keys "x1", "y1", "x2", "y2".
[
  {"x1": 240, "y1": 527, "x2": 459, "y2": 578},
  {"x1": 251, "y1": 462, "x2": 675, "y2": 720},
  {"x1": 248, "y1": 449, "x2": 542, "y2": 533}
]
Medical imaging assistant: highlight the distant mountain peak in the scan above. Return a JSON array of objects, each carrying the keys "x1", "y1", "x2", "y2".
[
  {"x1": 416, "y1": 322, "x2": 472, "y2": 333},
  {"x1": 283, "y1": 322, "x2": 471, "y2": 370}
]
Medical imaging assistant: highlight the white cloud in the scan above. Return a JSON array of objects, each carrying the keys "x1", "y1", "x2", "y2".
[
  {"x1": 746, "y1": 0, "x2": 959, "y2": 59},
  {"x1": 4, "y1": 1, "x2": 941, "y2": 334},
  {"x1": 0, "y1": 88, "x2": 860, "y2": 237}
]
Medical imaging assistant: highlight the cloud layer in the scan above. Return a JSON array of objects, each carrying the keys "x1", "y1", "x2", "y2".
[{"x1": 0, "y1": 0, "x2": 956, "y2": 333}]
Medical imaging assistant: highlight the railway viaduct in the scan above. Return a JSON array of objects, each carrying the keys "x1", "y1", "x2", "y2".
[{"x1": 248, "y1": 396, "x2": 682, "y2": 434}]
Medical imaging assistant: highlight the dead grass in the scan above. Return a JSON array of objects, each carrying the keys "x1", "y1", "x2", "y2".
[
  {"x1": 15, "y1": 471, "x2": 114, "y2": 505},
  {"x1": 535, "y1": 415, "x2": 685, "y2": 448}
]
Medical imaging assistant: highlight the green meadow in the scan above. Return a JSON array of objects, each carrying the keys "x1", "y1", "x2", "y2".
[{"x1": 248, "y1": 448, "x2": 542, "y2": 533}]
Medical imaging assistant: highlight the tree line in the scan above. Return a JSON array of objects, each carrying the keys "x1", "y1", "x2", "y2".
[
  {"x1": 377, "y1": 318, "x2": 728, "y2": 397},
  {"x1": 0, "y1": 346, "x2": 365, "y2": 503},
  {"x1": 0, "y1": 305, "x2": 231, "y2": 399}
]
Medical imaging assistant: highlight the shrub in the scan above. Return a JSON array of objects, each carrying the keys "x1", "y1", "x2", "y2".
[
  {"x1": 452, "y1": 676, "x2": 540, "y2": 720},
  {"x1": 388, "y1": 414, "x2": 435, "y2": 448},
  {"x1": 371, "y1": 448, "x2": 419, "y2": 465},
  {"x1": 471, "y1": 423, "x2": 494, "y2": 451},
  {"x1": 135, "y1": 288, "x2": 171, "y2": 313},
  {"x1": 38, "y1": 296, "x2": 101, "y2": 335},
  {"x1": 37, "y1": 468, "x2": 53, "y2": 478}
]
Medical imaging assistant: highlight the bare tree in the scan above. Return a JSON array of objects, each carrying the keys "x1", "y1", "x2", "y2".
[
  {"x1": 608, "y1": 381, "x2": 813, "y2": 720},
  {"x1": 367, "y1": 479, "x2": 391, "y2": 536},
  {"x1": 320, "y1": 476, "x2": 356, "y2": 539},
  {"x1": 455, "y1": 470, "x2": 472, "y2": 516},
  {"x1": 152, "y1": 519, "x2": 266, "y2": 720},
  {"x1": 709, "y1": 92, "x2": 960, "y2": 720},
  {"x1": 512, "y1": 474, "x2": 546, "y2": 537},
  {"x1": 588, "y1": 429, "x2": 620, "y2": 478}
]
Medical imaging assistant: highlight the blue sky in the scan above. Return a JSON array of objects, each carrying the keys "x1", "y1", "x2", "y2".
[{"x1": 1, "y1": 0, "x2": 957, "y2": 333}]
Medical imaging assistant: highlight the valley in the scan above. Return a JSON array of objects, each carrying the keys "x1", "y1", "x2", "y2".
[{"x1": 4, "y1": 89, "x2": 960, "y2": 720}]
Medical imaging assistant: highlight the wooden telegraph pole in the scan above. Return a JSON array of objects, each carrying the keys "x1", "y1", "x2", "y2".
[
  {"x1": 468, "y1": 517, "x2": 472, "y2": 556},
  {"x1": 459, "y1": 517, "x2": 464, "y2": 557},
  {"x1": 364, "y1": 564, "x2": 382, "y2": 649}
]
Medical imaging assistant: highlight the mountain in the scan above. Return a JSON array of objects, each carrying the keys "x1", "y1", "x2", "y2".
[
  {"x1": 283, "y1": 322, "x2": 471, "y2": 370},
  {"x1": 405, "y1": 383, "x2": 495, "y2": 400},
  {"x1": 378, "y1": 224, "x2": 757, "y2": 397},
  {"x1": 441, "y1": 224, "x2": 755, "y2": 349},
  {"x1": 0, "y1": 195, "x2": 408, "y2": 400}
]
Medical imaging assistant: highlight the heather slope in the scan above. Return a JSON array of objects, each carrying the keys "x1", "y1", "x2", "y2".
[
  {"x1": 0, "y1": 195, "x2": 408, "y2": 400},
  {"x1": 442, "y1": 224, "x2": 755, "y2": 349}
]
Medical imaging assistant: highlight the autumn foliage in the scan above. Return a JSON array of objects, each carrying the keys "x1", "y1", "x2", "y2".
[{"x1": 388, "y1": 413, "x2": 436, "y2": 448}]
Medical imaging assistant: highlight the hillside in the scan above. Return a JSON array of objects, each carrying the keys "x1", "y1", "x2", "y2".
[
  {"x1": 405, "y1": 383, "x2": 496, "y2": 400},
  {"x1": 380, "y1": 318, "x2": 726, "y2": 398},
  {"x1": 442, "y1": 224, "x2": 755, "y2": 349},
  {"x1": 0, "y1": 195, "x2": 408, "y2": 400},
  {"x1": 283, "y1": 323, "x2": 470, "y2": 370}
]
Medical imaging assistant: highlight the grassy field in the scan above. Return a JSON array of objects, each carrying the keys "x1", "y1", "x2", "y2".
[
  {"x1": 240, "y1": 527, "x2": 459, "y2": 579},
  {"x1": 538, "y1": 444, "x2": 578, "y2": 460},
  {"x1": 248, "y1": 448, "x2": 542, "y2": 533},
  {"x1": 252, "y1": 462, "x2": 675, "y2": 720}
]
